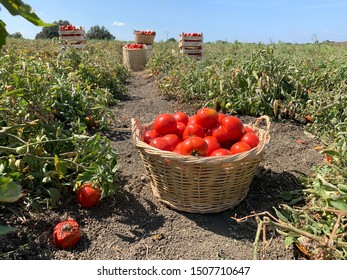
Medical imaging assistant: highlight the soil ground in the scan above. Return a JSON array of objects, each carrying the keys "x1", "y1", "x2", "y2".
[{"x1": 0, "y1": 71, "x2": 325, "y2": 260}]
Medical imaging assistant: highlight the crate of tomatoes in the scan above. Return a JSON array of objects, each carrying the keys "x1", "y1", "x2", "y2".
[
  {"x1": 122, "y1": 43, "x2": 147, "y2": 71},
  {"x1": 131, "y1": 108, "x2": 270, "y2": 214},
  {"x1": 59, "y1": 25, "x2": 86, "y2": 48},
  {"x1": 134, "y1": 30, "x2": 156, "y2": 45}
]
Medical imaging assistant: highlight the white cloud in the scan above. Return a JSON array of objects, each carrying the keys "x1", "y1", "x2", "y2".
[{"x1": 112, "y1": 21, "x2": 125, "y2": 27}]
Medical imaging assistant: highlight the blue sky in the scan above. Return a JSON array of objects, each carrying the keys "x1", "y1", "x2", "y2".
[{"x1": 1, "y1": 0, "x2": 347, "y2": 43}]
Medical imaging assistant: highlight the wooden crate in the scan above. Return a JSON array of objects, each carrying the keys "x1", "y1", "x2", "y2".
[
  {"x1": 59, "y1": 27, "x2": 87, "y2": 48},
  {"x1": 179, "y1": 32, "x2": 203, "y2": 57}
]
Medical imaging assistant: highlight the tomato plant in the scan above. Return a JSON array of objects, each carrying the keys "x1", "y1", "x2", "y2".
[
  {"x1": 76, "y1": 183, "x2": 102, "y2": 208},
  {"x1": 53, "y1": 220, "x2": 81, "y2": 249},
  {"x1": 180, "y1": 136, "x2": 208, "y2": 156}
]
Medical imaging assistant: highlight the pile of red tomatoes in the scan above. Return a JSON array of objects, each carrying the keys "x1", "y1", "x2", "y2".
[{"x1": 142, "y1": 108, "x2": 260, "y2": 157}]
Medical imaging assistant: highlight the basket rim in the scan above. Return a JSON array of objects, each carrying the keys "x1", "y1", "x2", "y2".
[{"x1": 131, "y1": 115, "x2": 271, "y2": 164}]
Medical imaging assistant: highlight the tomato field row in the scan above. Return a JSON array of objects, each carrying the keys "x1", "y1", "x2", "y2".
[{"x1": 1, "y1": 38, "x2": 347, "y2": 259}]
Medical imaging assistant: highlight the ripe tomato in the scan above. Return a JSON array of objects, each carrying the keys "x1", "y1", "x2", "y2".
[
  {"x1": 183, "y1": 123, "x2": 205, "y2": 139},
  {"x1": 173, "y1": 111, "x2": 189, "y2": 125},
  {"x1": 211, "y1": 126, "x2": 230, "y2": 143},
  {"x1": 218, "y1": 113, "x2": 227, "y2": 123},
  {"x1": 210, "y1": 148, "x2": 232, "y2": 156},
  {"x1": 180, "y1": 136, "x2": 208, "y2": 156},
  {"x1": 154, "y1": 113, "x2": 177, "y2": 136},
  {"x1": 195, "y1": 107, "x2": 219, "y2": 129},
  {"x1": 240, "y1": 132, "x2": 260, "y2": 148},
  {"x1": 203, "y1": 136, "x2": 221, "y2": 156},
  {"x1": 230, "y1": 142, "x2": 251, "y2": 155},
  {"x1": 173, "y1": 142, "x2": 183, "y2": 154},
  {"x1": 142, "y1": 129, "x2": 159, "y2": 144},
  {"x1": 221, "y1": 116, "x2": 244, "y2": 141},
  {"x1": 149, "y1": 137, "x2": 173, "y2": 151},
  {"x1": 187, "y1": 114, "x2": 198, "y2": 125},
  {"x1": 163, "y1": 134, "x2": 181, "y2": 149},
  {"x1": 175, "y1": 122, "x2": 186, "y2": 138},
  {"x1": 53, "y1": 220, "x2": 81, "y2": 249},
  {"x1": 76, "y1": 183, "x2": 101, "y2": 208},
  {"x1": 244, "y1": 126, "x2": 255, "y2": 134}
]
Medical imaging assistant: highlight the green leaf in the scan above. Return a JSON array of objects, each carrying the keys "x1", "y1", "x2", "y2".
[
  {"x1": 0, "y1": 225, "x2": 16, "y2": 236},
  {"x1": 54, "y1": 154, "x2": 67, "y2": 179},
  {"x1": 0, "y1": 177, "x2": 22, "y2": 202},
  {"x1": 284, "y1": 236, "x2": 295, "y2": 248},
  {"x1": 0, "y1": 19, "x2": 8, "y2": 48},
  {"x1": 330, "y1": 199, "x2": 347, "y2": 211},
  {"x1": 0, "y1": 0, "x2": 52, "y2": 27},
  {"x1": 46, "y1": 188, "x2": 60, "y2": 208}
]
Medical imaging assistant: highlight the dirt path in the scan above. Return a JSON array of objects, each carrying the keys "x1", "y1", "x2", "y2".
[{"x1": 0, "y1": 71, "x2": 325, "y2": 260}]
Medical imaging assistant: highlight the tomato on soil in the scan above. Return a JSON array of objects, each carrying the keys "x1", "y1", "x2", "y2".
[
  {"x1": 76, "y1": 183, "x2": 101, "y2": 208},
  {"x1": 53, "y1": 220, "x2": 81, "y2": 249},
  {"x1": 180, "y1": 136, "x2": 208, "y2": 156},
  {"x1": 154, "y1": 113, "x2": 177, "y2": 135}
]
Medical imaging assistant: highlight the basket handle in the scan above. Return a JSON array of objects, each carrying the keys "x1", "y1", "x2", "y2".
[
  {"x1": 131, "y1": 118, "x2": 141, "y2": 144},
  {"x1": 253, "y1": 115, "x2": 271, "y2": 144}
]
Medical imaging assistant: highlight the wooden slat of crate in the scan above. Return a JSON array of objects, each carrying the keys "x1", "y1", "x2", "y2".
[{"x1": 180, "y1": 49, "x2": 204, "y2": 54}]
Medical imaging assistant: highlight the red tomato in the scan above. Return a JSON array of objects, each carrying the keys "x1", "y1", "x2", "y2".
[
  {"x1": 195, "y1": 108, "x2": 219, "y2": 129},
  {"x1": 154, "y1": 113, "x2": 177, "y2": 136},
  {"x1": 188, "y1": 114, "x2": 198, "y2": 125},
  {"x1": 240, "y1": 132, "x2": 260, "y2": 148},
  {"x1": 180, "y1": 136, "x2": 208, "y2": 156},
  {"x1": 163, "y1": 134, "x2": 181, "y2": 149},
  {"x1": 142, "y1": 129, "x2": 159, "y2": 144},
  {"x1": 244, "y1": 126, "x2": 255, "y2": 134},
  {"x1": 218, "y1": 113, "x2": 227, "y2": 123},
  {"x1": 76, "y1": 183, "x2": 101, "y2": 208},
  {"x1": 230, "y1": 142, "x2": 251, "y2": 155},
  {"x1": 173, "y1": 111, "x2": 189, "y2": 125},
  {"x1": 210, "y1": 148, "x2": 232, "y2": 156},
  {"x1": 204, "y1": 136, "x2": 221, "y2": 156},
  {"x1": 211, "y1": 126, "x2": 231, "y2": 143},
  {"x1": 149, "y1": 137, "x2": 173, "y2": 151},
  {"x1": 173, "y1": 142, "x2": 183, "y2": 154},
  {"x1": 221, "y1": 139, "x2": 236, "y2": 150},
  {"x1": 175, "y1": 122, "x2": 186, "y2": 138},
  {"x1": 221, "y1": 116, "x2": 244, "y2": 141},
  {"x1": 183, "y1": 123, "x2": 205, "y2": 139},
  {"x1": 53, "y1": 220, "x2": 81, "y2": 249}
]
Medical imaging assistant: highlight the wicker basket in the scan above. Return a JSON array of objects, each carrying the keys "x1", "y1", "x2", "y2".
[
  {"x1": 131, "y1": 116, "x2": 271, "y2": 214},
  {"x1": 134, "y1": 31, "x2": 156, "y2": 45},
  {"x1": 122, "y1": 46, "x2": 147, "y2": 72}
]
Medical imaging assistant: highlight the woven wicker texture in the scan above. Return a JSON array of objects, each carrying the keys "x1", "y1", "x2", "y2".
[
  {"x1": 134, "y1": 33, "x2": 155, "y2": 45},
  {"x1": 122, "y1": 47, "x2": 147, "y2": 72},
  {"x1": 131, "y1": 116, "x2": 271, "y2": 214}
]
